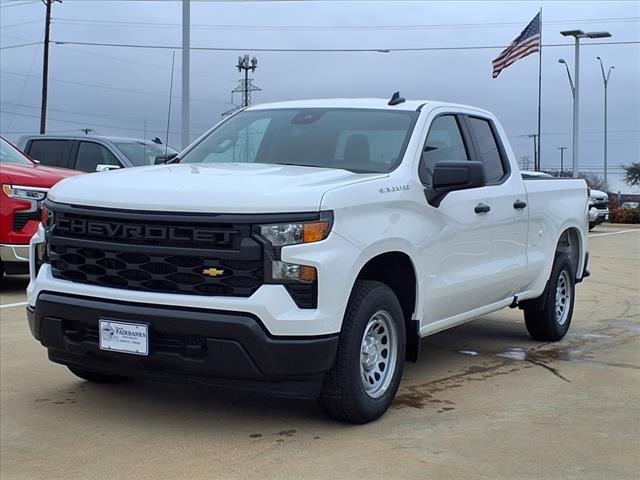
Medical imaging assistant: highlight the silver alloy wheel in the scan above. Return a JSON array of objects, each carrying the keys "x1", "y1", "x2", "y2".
[
  {"x1": 360, "y1": 310, "x2": 398, "y2": 398},
  {"x1": 555, "y1": 269, "x2": 571, "y2": 326}
]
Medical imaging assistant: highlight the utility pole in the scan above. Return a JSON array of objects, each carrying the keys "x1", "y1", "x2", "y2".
[
  {"x1": 40, "y1": 0, "x2": 61, "y2": 134},
  {"x1": 80, "y1": 128, "x2": 93, "y2": 135},
  {"x1": 597, "y1": 56, "x2": 614, "y2": 191},
  {"x1": 557, "y1": 146, "x2": 567, "y2": 175},
  {"x1": 527, "y1": 134, "x2": 538, "y2": 170},
  {"x1": 181, "y1": 0, "x2": 190, "y2": 149}
]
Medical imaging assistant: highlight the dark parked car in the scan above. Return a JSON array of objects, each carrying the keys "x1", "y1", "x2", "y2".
[{"x1": 18, "y1": 135, "x2": 179, "y2": 173}]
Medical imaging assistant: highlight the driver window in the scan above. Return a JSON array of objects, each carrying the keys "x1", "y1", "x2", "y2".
[{"x1": 421, "y1": 115, "x2": 469, "y2": 185}]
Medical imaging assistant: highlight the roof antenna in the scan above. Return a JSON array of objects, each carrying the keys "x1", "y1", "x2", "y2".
[{"x1": 388, "y1": 91, "x2": 405, "y2": 106}]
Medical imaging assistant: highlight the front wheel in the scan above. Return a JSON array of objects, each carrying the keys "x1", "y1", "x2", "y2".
[
  {"x1": 318, "y1": 280, "x2": 406, "y2": 424},
  {"x1": 522, "y1": 252, "x2": 575, "y2": 341}
]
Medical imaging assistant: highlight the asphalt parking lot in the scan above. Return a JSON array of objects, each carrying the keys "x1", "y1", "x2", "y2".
[{"x1": 1, "y1": 224, "x2": 638, "y2": 480}]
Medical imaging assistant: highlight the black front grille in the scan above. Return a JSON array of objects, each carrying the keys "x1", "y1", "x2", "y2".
[
  {"x1": 48, "y1": 206, "x2": 264, "y2": 298},
  {"x1": 13, "y1": 210, "x2": 41, "y2": 231},
  {"x1": 50, "y1": 244, "x2": 263, "y2": 296},
  {"x1": 45, "y1": 203, "x2": 321, "y2": 308},
  {"x1": 592, "y1": 201, "x2": 608, "y2": 210}
]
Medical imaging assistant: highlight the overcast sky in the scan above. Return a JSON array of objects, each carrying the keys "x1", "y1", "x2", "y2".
[{"x1": 1, "y1": 0, "x2": 639, "y2": 192}]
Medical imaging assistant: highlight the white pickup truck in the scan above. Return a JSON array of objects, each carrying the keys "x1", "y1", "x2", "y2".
[{"x1": 27, "y1": 97, "x2": 590, "y2": 423}]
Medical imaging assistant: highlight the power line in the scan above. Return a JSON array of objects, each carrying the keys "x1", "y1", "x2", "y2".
[
  {"x1": 0, "y1": 70, "x2": 232, "y2": 104},
  {"x1": 0, "y1": 100, "x2": 212, "y2": 127},
  {"x1": 0, "y1": 109, "x2": 184, "y2": 135},
  {"x1": 0, "y1": 1, "x2": 39, "y2": 8},
  {"x1": 0, "y1": 19, "x2": 41, "y2": 28},
  {"x1": 0, "y1": 41, "x2": 40, "y2": 49},
  {"x1": 51, "y1": 39, "x2": 640, "y2": 53},
  {"x1": 51, "y1": 16, "x2": 640, "y2": 31}
]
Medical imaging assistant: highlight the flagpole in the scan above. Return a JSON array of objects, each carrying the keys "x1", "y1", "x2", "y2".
[{"x1": 536, "y1": 7, "x2": 543, "y2": 171}]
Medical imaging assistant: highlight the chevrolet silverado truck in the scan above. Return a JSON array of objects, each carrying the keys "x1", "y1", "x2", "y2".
[
  {"x1": 0, "y1": 136, "x2": 81, "y2": 280},
  {"x1": 588, "y1": 188, "x2": 609, "y2": 230},
  {"x1": 27, "y1": 97, "x2": 590, "y2": 423}
]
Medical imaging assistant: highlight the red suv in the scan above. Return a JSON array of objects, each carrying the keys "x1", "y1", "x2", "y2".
[{"x1": 1, "y1": 136, "x2": 82, "y2": 279}]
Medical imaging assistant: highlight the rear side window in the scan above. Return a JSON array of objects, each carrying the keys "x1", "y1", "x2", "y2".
[
  {"x1": 466, "y1": 117, "x2": 506, "y2": 183},
  {"x1": 27, "y1": 140, "x2": 72, "y2": 168},
  {"x1": 75, "y1": 142, "x2": 120, "y2": 172}
]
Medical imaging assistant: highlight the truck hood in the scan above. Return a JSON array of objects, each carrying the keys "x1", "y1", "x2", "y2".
[
  {"x1": 48, "y1": 163, "x2": 386, "y2": 213},
  {"x1": 0, "y1": 163, "x2": 82, "y2": 188}
]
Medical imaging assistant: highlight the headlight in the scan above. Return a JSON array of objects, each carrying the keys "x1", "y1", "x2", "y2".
[
  {"x1": 2, "y1": 184, "x2": 47, "y2": 201},
  {"x1": 257, "y1": 215, "x2": 332, "y2": 247}
]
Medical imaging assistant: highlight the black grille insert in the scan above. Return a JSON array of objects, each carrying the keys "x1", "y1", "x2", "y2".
[
  {"x1": 50, "y1": 243, "x2": 263, "y2": 297},
  {"x1": 13, "y1": 210, "x2": 41, "y2": 231},
  {"x1": 48, "y1": 207, "x2": 265, "y2": 297}
]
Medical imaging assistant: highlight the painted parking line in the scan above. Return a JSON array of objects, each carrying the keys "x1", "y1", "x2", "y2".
[
  {"x1": 0, "y1": 301, "x2": 27, "y2": 309},
  {"x1": 589, "y1": 229, "x2": 640, "y2": 238}
]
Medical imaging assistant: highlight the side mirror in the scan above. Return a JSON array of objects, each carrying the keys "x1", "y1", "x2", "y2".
[
  {"x1": 155, "y1": 153, "x2": 178, "y2": 164},
  {"x1": 425, "y1": 161, "x2": 485, "y2": 207},
  {"x1": 96, "y1": 164, "x2": 121, "y2": 172}
]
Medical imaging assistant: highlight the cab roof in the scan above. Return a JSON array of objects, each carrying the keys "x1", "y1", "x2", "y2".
[{"x1": 246, "y1": 98, "x2": 491, "y2": 115}]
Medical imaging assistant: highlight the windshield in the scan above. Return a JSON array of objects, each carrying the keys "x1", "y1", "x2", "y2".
[
  {"x1": 180, "y1": 108, "x2": 419, "y2": 173},
  {"x1": 0, "y1": 137, "x2": 32, "y2": 165},
  {"x1": 114, "y1": 141, "x2": 178, "y2": 167}
]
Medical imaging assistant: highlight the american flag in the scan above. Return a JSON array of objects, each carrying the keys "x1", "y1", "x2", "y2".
[{"x1": 492, "y1": 12, "x2": 541, "y2": 78}]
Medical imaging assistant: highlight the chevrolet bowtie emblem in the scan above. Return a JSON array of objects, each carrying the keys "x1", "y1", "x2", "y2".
[{"x1": 202, "y1": 267, "x2": 224, "y2": 277}]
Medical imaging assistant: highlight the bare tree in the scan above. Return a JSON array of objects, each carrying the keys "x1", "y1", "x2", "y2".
[{"x1": 578, "y1": 173, "x2": 607, "y2": 191}]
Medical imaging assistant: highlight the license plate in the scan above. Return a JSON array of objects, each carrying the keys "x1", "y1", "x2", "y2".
[{"x1": 99, "y1": 319, "x2": 148, "y2": 356}]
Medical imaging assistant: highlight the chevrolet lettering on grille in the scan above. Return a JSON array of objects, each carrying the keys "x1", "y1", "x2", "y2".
[{"x1": 56, "y1": 218, "x2": 231, "y2": 243}]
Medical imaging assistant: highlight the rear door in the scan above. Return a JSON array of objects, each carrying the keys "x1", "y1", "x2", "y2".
[
  {"x1": 25, "y1": 139, "x2": 73, "y2": 168},
  {"x1": 419, "y1": 112, "x2": 494, "y2": 324},
  {"x1": 463, "y1": 114, "x2": 528, "y2": 301}
]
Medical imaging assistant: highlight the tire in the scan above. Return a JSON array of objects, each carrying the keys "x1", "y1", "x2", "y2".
[
  {"x1": 589, "y1": 222, "x2": 596, "y2": 231},
  {"x1": 318, "y1": 280, "x2": 406, "y2": 424},
  {"x1": 67, "y1": 366, "x2": 129, "y2": 383},
  {"x1": 523, "y1": 252, "x2": 575, "y2": 341}
]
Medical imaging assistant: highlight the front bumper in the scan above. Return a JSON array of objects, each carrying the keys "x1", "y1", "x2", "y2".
[
  {"x1": 0, "y1": 243, "x2": 30, "y2": 262},
  {"x1": 28, "y1": 292, "x2": 339, "y2": 396},
  {"x1": 589, "y1": 207, "x2": 609, "y2": 224},
  {"x1": 0, "y1": 243, "x2": 30, "y2": 274}
]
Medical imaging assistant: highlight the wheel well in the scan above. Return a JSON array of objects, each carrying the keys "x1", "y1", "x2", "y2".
[
  {"x1": 556, "y1": 228, "x2": 581, "y2": 278},
  {"x1": 356, "y1": 252, "x2": 419, "y2": 362}
]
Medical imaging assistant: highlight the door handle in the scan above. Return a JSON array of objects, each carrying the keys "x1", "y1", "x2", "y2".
[
  {"x1": 474, "y1": 203, "x2": 491, "y2": 214},
  {"x1": 513, "y1": 200, "x2": 527, "y2": 210}
]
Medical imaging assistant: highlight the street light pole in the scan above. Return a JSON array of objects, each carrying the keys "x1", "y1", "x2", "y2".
[
  {"x1": 560, "y1": 29, "x2": 611, "y2": 178},
  {"x1": 597, "y1": 56, "x2": 614, "y2": 190},
  {"x1": 557, "y1": 146, "x2": 567, "y2": 175},
  {"x1": 181, "y1": 0, "x2": 190, "y2": 150}
]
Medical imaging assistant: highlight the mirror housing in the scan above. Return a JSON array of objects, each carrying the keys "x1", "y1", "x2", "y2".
[
  {"x1": 96, "y1": 164, "x2": 121, "y2": 173},
  {"x1": 155, "y1": 153, "x2": 178, "y2": 164},
  {"x1": 424, "y1": 161, "x2": 485, "y2": 207}
]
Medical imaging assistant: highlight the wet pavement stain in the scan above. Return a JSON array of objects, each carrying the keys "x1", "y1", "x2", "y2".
[
  {"x1": 276, "y1": 429, "x2": 296, "y2": 437},
  {"x1": 249, "y1": 434, "x2": 262, "y2": 439},
  {"x1": 394, "y1": 321, "x2": 639, "y2": 410}
]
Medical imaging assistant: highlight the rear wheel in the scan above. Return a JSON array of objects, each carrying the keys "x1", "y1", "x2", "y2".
[
  {"x1": 523, "y1": 252, "x2": 575, "y2": 341},
  {"x1": 67, "y1": 366, "x2": 129, "y2": 383},
  {"x1": 318, "y1": 280, "x2": 405, "y2": 424}
]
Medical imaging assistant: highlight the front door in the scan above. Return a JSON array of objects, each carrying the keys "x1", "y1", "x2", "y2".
[{"x1": 418, "y1": 113, "x2": 494, "y2": 325}]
